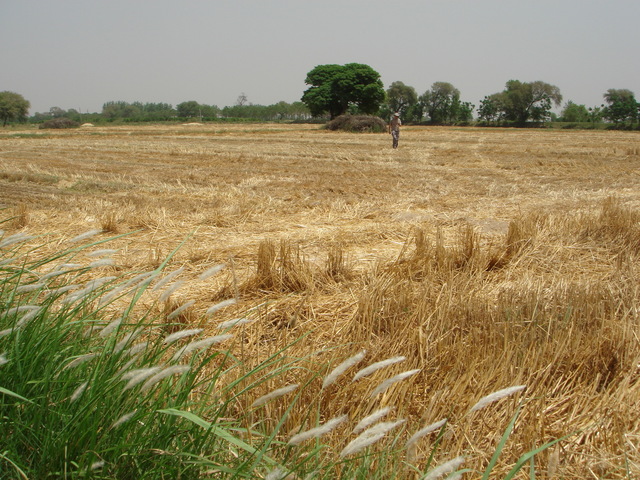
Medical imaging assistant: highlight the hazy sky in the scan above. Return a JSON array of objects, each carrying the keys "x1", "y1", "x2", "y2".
[{"x1": 2, "y1": 0, "x2": 638, "y2": 115}]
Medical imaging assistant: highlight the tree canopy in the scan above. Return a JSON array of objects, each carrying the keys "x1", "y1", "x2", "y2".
[
  {"x1": 419, "y1": 82, "x2": 473, "y2": 124},
  {"x1": 385, "y1": 81, "x2": 418, "y2": 116},
  {"x1": 301, "y1": 63, "x2": 385, "y2": 119},
  {"x1": 0, "y1": 91, "x2": 30, "y2": 126},
  {"x1": 478, "y1": 80, "x2": 562, "y2": 124},
  {"x1": 602, "y1": 89, "x2": 638, "y2": 126},
  {"x1": 560, "y1": 101, "x2": 590, "y2": 122}
]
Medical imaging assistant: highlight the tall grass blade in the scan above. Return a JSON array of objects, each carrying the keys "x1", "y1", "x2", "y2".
[
  {"x1": 158, "y1": 408, "x2": 277, "y2": 465},
  {"x1": 0, "y1": 386, "x2": 33, "y2": 404}
]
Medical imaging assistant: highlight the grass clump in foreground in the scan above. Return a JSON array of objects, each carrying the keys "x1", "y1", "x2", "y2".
[{"x1": 0, "y1": 226, "x2": 563, "y2": 479}]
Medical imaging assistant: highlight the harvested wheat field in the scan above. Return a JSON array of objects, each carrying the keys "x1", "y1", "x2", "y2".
[{"x1": 2, "y1": 123, "x2": 640, "y2": 477}]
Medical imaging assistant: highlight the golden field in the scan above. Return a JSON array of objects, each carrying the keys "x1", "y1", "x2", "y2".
[{"x1": 2, "y1": 123, "x2": 640, "y2": 478}]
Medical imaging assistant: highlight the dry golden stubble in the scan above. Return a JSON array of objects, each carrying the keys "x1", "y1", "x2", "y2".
[{"x1": 2, "y1": 125, "x2": 640, "y2": 477}]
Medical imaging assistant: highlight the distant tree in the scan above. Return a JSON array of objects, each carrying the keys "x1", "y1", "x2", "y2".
[
  {"x1": 477, "y1": 94, "x2": 503, "y2": 122},
  {"x1": 0, "y1": 91, "x2": 30, "y2": 126},
  {"x1": 236, "y1": 93, "x2": 248, "y2": 106},
  {"x1": 560, "y1": 101, "x2": 590, "y2": 122},
  {"x1": 102, "y1": 101, "x2": 127, "y2": 120},
  {"x1": 500, "y1": 80, "x2": 562, "y2": 124},
  {"x1": 142, "y1": 102, "x2": 176, "y2": 121},
  {"x1": 587, "y1": 106, "x2": 604, "y2": 124},
  {"x1": 177, "y1": 101, "x2": 201, "y2": 120},
  {"x1": 419, "y1": 82, "x2": 466, "y2": 124},
  {"x1": 301, "y1": 63, "x2": 385, "y2": 119},
  {"x1": 386, "y1": 81, "x2": 418, "y2": 116},
  {"x1": 456, "y1": 101, "x2": 475, "y2": 123},
  {"x1": 49, "y1": 106, "x2": 66, "y2": 118},
  {"x1": 602, "y1": 89, "x2": 638, "y2": 125},
  {"x1": 199, "y1": 104, "x2": 220, "y2": 120}
]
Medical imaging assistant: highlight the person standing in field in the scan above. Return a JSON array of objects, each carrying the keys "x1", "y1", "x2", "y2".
[{"x1": 389, "y1": 112, "x2": 401, "y2": 149}]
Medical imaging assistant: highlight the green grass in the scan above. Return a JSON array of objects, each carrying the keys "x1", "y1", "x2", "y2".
[{"x1": 0, "y1": 226, "x2": 564, "y2": 479}]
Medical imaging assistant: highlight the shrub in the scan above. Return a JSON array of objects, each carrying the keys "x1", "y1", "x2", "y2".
[
  {"x1": 39, "y1": 117, "x2": 79, "y2": 129},
  {"x1": 325, "y1": 114, "x2": 387, "y2": 133}
]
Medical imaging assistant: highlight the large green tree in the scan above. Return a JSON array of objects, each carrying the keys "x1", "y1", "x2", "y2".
[
  {"x1": 301, "y1": 63, "x2": 385, "y2": 119},
  {"x1": 602, "y1": 89, "x2": 638, "y2": 125},
  {"x1": 419, "y1": 82, "x2": 472, "y2": 124},
  {"x1": 560, "y1": 101, "x2": 590, "y2": 122},
  {"x1": 176, "y1": 101, "x2": 201, "y2": 120},
  {"x1": 0, "y1": 91, "x2": 30, "y2": 126},
  {"x1": 385, "y1": 81, "x2": 418, "y2": 116},
  {"x1": 500, "y1": 80, "x2": 562, "y2": 124}
]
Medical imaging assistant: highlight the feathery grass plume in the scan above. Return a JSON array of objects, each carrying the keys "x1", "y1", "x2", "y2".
[
  {"x1": 339, "y1": 420, "x2": 406, "y2": 457},
  {"x1": 16, "y1": 282, "x2": 46, "y2": 293},
  {"x1": 88, "y1": 258, "x2": 114, "y2": 268},
  {"x1": 110, "y1": 410, "x2": 137, "y2": 430},
  {"x1": 158, "y1": 280, "x2": 185, "y2": 303},
  {"x1": 90, "y1": 461, "x2": 105, "y2": 471},
  {"x1": 1, "y1": 305, "x2": 40, "y2": 317},
  {"x1": 116, "y1": 357, "x2": 139, "y2": 377},
  {"x1": 167, "y1": 300, "x2": 196, "y2": 320},
  {"x1": 322, "y1": 350, "x2": 366, "y2": 389},
  {"x1": 341, "y1": 432, "x2": 386, "y2": 457},
  {"x1": 163, "y1": 328, "x2": 203, "y2": 345},
  {"x1": 41, "y1": 268, "x2": 75, "y2": 281},
  {"x1": 68, "y1": 229, "x2": 101, "y2": 243},
  {"x1": 0, "y1": 257, "x2": 18, "y2": 266},
  {"x1": 353, "y1": 407, "x2": 393, "y2": 434},
  {"x1": 152, "y1": 267, "x2": 185, "y2": 292},
  {"x1": 15, "y1": 308, "x2": 42, "y2": 329},
  {"x1": 123, "y1": 271, "x2": 157, "y2": 289},
  {"x1": 251, "y1": 384, "x2": 299, "y2": 408},
  {"x1": 0, "y1": 353, "x2": 7, "y2": 366},
  {"x1": 406, "y1": 418, "x2": 448, "y2": 449},
  {"x1": 265, "y1": 466, "x2": 289, "y2": 480},
  {"x1": 62, "y1": 353, "x2": 98, "y2": 372},
  {"x1": 140, "y1": 365, "x2": 190, "y2": 393},
  {"x1": 424, "y1": 456, "x2": 465, "y2": 480},
  {"x1": 198, "y1": 263, "x2": 225, "y2": 281},
  {"x1": 44, "y1": 284, "x2": 79, "y2": 299},
  {"x1": 98, "y1": 284, "x2": 130, "y2": 307},
  {"x1": 122, "y1": 367, "x2": 163, "y2": 391},
  {"x1": 55, "y1": 263, "x2": 83, "y2": 271},
  {"x1": 171, "y1": 334, "x2": 233, "y2": 361},
  {"x1": 99, "y1": 316, "x2": 123, "y2": 338},
  {"x1": 0, "y1": 306, "x2": 41, "y2": 335},
  {"x1": 0, "y1": 232, "x2": 35, "y2": 248},
  {"x1": 64, "y1": 276, "x2": 117, "y2": 304},
  {"x1": 288, "y1": 414, "x2": 348, "y2": 446},
  {"x1": 87, "y1": 249, "x2": 118, "y2": 258},
  {"x1": 370, "y1": 369, "x2": 420, "y2": 398},
  {"x1": 217, "y1": 317, "x2": 253, "y2": 330},
  {"x1": 206, "y1": 298, "x2": 237, "y2": 316},
  {"x1": 124, "y1": 342, "x2": 148, "y2": 357},
  {"x1": 469, "y1": 385, "x2": 526, "y2": 412},
  {"x1": 355, "y1": 419, "x2": 406, "y2": 439},
  {"x1": 113, "y1": 328, "x2": 143, "y2": 353},
  {"x1": 352, "y1": 356, "x2": 406, "y2": 382},
  {"x1": 70, "y1": 381, "x2": 89, "y2": 403}
]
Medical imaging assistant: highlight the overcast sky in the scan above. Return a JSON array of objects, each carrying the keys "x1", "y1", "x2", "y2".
[{"x1": 1, "y1": 0, "x2": 638, "y2": 115}]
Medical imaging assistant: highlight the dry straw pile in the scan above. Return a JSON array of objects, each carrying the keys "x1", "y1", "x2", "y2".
[{"x1": 1, "y1": 123, "x2": 640, "y2": 477}]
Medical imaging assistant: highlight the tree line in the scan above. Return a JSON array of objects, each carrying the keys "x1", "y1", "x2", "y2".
[
  {"x1": 24, "y1": 98, "x2": 312, "y2": 125},
  {"x1": 1, "y1": 61, "x2": 638, "y2": 128},
  {"x1": 301, "y1": 63, "x2": 639, "y2": 128}
]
